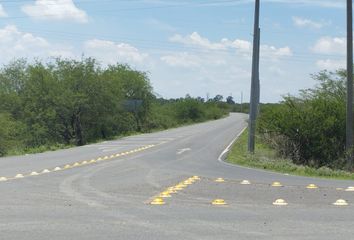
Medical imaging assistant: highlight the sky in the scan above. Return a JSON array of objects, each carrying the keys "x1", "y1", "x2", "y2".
[{"x1": 0, "y1": 0, "x2": 349, "y2": 102}]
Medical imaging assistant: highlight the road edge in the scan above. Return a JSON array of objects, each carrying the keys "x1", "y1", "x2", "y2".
[{"x1": 217, "y1": 126, "x2": 247, "y2": 165}]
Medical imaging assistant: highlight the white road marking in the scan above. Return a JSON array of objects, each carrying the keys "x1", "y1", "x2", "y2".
[
  {"x1": 177, "y1": 148, "x2": 191, "y2": 155},
  {"x1": 217, "y1": 126, "x2": 247, "y2": 163}
]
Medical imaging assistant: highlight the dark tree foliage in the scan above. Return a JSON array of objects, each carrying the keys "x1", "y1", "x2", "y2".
[
  {"x1": 0, "y1": 58, "x2": 229, "y2": 156},
  {"x1": 258, "y1": 70, "x2": 347, "y2": 169}
]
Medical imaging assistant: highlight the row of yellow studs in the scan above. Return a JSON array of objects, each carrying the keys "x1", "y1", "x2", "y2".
[
  {"x1": 215, "y1": 178, "x2": 354, "y2": 192},
  {"x1": 0, "y1": 145, "x2": 155, "y2": 182},
  {"x1": 150, "y1": 176, "x2": 201, "y2": 205}
]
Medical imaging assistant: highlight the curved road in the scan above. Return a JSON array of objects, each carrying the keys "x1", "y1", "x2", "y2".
[{"x1": 0, "y1": 113, "x2": 353, "y2": 239}]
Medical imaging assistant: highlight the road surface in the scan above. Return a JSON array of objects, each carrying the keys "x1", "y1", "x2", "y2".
[{"x1": 0, "y1": 113, "x2": 353, "y2": 240}]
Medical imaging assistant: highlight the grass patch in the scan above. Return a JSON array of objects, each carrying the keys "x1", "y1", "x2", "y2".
[{"x1": 227, "y1": 129, "x2": 354, "y2": 180}]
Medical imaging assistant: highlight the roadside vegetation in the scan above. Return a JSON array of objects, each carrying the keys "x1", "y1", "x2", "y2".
[
  {"x1": 228, "y1": 68, "x2": 354, "y2": 177},
  {"x1": 0, "y1": 58, "x2": 232, "y2": 157},
  {"x1": 227, "y1": 129, "x2": 354, "y2": 180}
]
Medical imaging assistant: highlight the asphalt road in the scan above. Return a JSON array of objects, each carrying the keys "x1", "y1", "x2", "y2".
[{"x1": 0, "y1": 113, "x2": 353, "y2": 240}]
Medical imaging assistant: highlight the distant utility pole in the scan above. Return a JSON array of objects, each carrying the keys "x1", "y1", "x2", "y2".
[
  {"x1": 240, "y1": 91, "x2": 243, "y2": 112},
  {"x1": 248, "y1": 0, "x2": 260, "y2": 153},
  {"x1": 347, "y1": 0, "x2": 353, "y2": 170}
]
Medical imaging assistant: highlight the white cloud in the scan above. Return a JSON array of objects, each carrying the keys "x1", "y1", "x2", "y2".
[
  {"x1": 312, "y1": 37, "x2": 346, "y2": 55},
  {"x1": 22, "y1": 0, "x2": 88, "y2": 23},
  {"x1": 0, "y1": 4, "x2": 8, "y2": 17},
  {"x1": 292, "y1": 17, "x2": 326, "y2": 29},
  {"x1": 316, "y1": 59, "x2": 345, "y2": 70},
  {"x1": 169, "y1": 32, "x2": 292, "y2": 61},
  {"x1": 160, "y1": 52, "x2": 200, "y2": 67},
  {"x1": 170, "y1": 32, "x2": 226, "y2": 50},
  {"x1": 83, "y1": 39, "x2": 148, "y2": 65},
  {"x1": 261, "y1": 45, "x2": 293, "y2": 58},
  {"x1": 0, "y1": 25, "x2": 75, "y2": 63}
]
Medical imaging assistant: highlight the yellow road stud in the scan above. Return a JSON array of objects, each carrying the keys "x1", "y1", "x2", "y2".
[
  {"x1": 30, "y1": 172, "x2": 39, "y2": 176},
  {"x1": 15, "y1": 174, "x2": 24, "y2": 179},
  {"x1": 272, "y1": 182, "x2": 283, "y2": 187},
  {"x1": 333, "y1": 199, "x2": 348, "y2": 206},
  {"x1": 90, "y1": 159, "x2": 96, "y2": 163},
  {"x1": 81, "y1": 161, "x2": 88, "y2": 165},
  {"x1": 41, "y1": 169, "x2": 50, "y2": 174},
  {"x1": 178, "y1": 183, "x2": 187, "y2": 188},
  {"x1": 345, "y1": 186, "x2": 354, "y2": 192},
  {"x1": 53, "y1": 167, "x2": 61, "y2": 171},
  {"x1": 215, "y1": 178, "x2": 225, "y2": 183},
  {"x1": 306, "y1": 184, "x2": 318, "y2": 189},
  {"x1": 115, "y1": 154, "x2": 121, "y2": 157},
  {"x1": 183, "y1": 180, "x2": 193, "y2": 185},
  {"x1": 173, "y1": 185, "x2": 184, "y2": 190},
  {"x1": 159, "y1": 191, "x2": 172, "y2": 198},
  {"x1": 166, "y1": 187, "x2": 177, "y2": 193},
  {"x1": 64, "y1": 164, "x2": 71, "y2": 169},
  {"x1": 73, "y1": 162, "x2": 80, "y2": 167},
  {"x1": 103, "y1": 156, "x2": 109, "y2": 160},
  {"x1": 150, "y1": 197, "x2": 165, "y2": 205},
  {"x1": 212, "y1": 199, "x2": 227, "y2": 205},
  {"x1": 97, "y1": 157, "x2": 103, "y2": 161},
  {"x1": 241, "y1": 180, "x2": 251, "y2": 185},
  {"x1": 187, "y1": 179, "x2": 195, "y2": 183},
  {"x1": 192, "y1": 176, "x2": 201, "y2": 180},
  {"x1": 0, "y1": 177, "x2": 8, "y2": 181},
  {"x1": 273, "y1": 199, "x2": 288, "y2": 206}
]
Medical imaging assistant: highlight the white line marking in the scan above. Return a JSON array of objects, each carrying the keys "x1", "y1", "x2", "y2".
[
  {"x1": 177, "y1": 148, "x2": 191, "y2": 155},
  {"x1": 218, "y1": 127, "x2": 247, "y2": 163}
]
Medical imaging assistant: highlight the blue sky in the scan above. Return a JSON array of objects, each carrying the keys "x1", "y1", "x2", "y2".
[{"x1": 0, "y1": 0, "x2": 348, "y2": 102}]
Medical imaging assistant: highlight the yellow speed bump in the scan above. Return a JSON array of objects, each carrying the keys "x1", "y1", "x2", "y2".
[
  {"x1": 306, "y1": 184, "x2": 318, "y2": 189},
  {"x1": 53, "y1": 167, "x2": 61, "y2": 171},
  {"x1": 272, "y1": 182, "x2": 283, "y2": 187},
  {"x1": 0, "y1": 177, "x2": 8, "y2": 181},
  {"x1": 173, "y1": 185, "x2": 184, "y2": 191},
  {"x1": 41, "y1": 169, "x2": 50, "y2": 174},
  {"x1": 30, "y1": 172, "x2": 39, "y2": 176},
  {"x1": 178, "y1": 183, "x2": 187, "y2": 188},
  {"x1": 212, "y1": 199, "x2": 227, "y2": 205},
  {"x1": 159, "y1": 191, "x2": 172, "y2": 198},
  {"x1": 150, "y1": 197, "x2": 165, "y2": 205},
  {"x1": 333, "y1": 199, "x2": 348, "y2": 206},
  {"x1": 183, "y1": 180, "x2": 193, "y2": 185},
  {"x1": 15, "y1": 174, "x2": 24, "y2": 179},
  {"x1": 215, "y1": 178, "x2": 225, "y2": 183},
  {"x1": 273, "y1": 199, "x2": 288, "y2": 206},
  {"x1": 166, "y1": 187, "x2": 177, "y2": 193},
  {"x1": 192, "y1": 176, "x2": 200, "y2": 180},
  {"x1": 241, "y1": 180, "x2": 251, "y2": 185},
  {"x1": 345, "y1": 186, "x2": 354, "y2": 192}
]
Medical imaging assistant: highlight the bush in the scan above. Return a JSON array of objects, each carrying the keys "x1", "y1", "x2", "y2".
[{"x1": 259, "y1": 70, "x2": 347, "y2": 169}]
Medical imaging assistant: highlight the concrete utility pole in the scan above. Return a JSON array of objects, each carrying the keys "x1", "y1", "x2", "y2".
[
  {"x1": 248, "y1": 0, "x2": 260, "y2": 153},
  {"x1": 347, "y1": 0, "x2": 353, "y2": 170}
]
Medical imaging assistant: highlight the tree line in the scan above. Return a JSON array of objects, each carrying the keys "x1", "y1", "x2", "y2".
[
  {"x1": 0, "y1": 58, "x2": 233, "y2": 156},
  {"x1": 258, "y1": 69, "x2": 348, "y2": 170}
]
